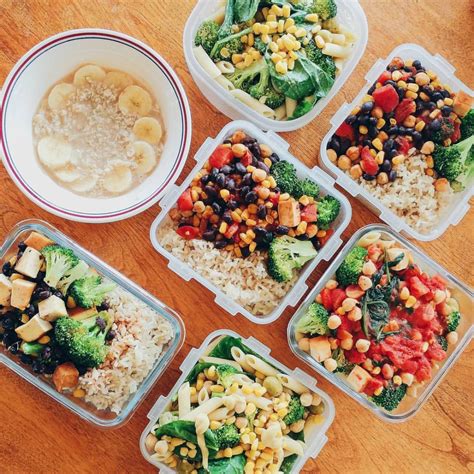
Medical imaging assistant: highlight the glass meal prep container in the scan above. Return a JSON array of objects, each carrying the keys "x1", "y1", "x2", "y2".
[
  {"x1": 319, "y1": 43, "x2": 474, "y2": 241},
  {"x1": 287, "y1": 224, "x2": 473, "y2": 422},
  {"x1": 183, "y1": 0, "x2": 368, "y2": 132},
  {"x1": 0, "y1": 219, "x2": 185, "y2": 428},
  {"x1": 139, "y1": 329, "x2": 335, "y2": 473},
  {"x1": 150, "y1": 120, "x2": 352, "y2": 324}
]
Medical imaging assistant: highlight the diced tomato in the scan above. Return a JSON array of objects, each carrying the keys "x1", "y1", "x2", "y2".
[
  {"x1": 209, "y1": 145, "x2": 234, "y2": 169},
  {"x1": 430, "y1": 274, "x2": 447, "y2": 291},
  {"x1": 177, "y1": 189, "x2": 194, "y2": 211},
  {"x1": 367, "y1": 243, "x2": 382, "y2": 262},
  {"x1": 408, "y1": 276, "x2": 430, "y2": 298},
  {"x1": 450, "y1": 121, "x2": 461, "y2": 143},
  {"x1": 240, "y1": 150, "x2": 253, "y2": 166},
  {"x1": 389, "y1": 57, "x2": 404, "y2": 69},
  {"x1": 270, "y1": 192, "x2": 280, "y2": 206},
  {"x1": 331, "y1": 288, "x2": 346, "y2": 310},
  {"x1": 301, "y1": 204, "x2": 317, "y2": 222},
  {"x1": 224, "y1": 223, "x2": 239, "y2": 239},
  {"x1": 372, "y1": 84, "x2": 399, "y2": 113},
  {"x1": 410, "y1": 303, "x2": 436, "y2": 328},
  {"x1": 345, "y1": 348, "x2": 367, "y2": 365},
  {"x1": 394, "y1": 98, "x2": 416, "y2": 123},
  {"x1": 377, "y1": 70, "x2": 392, "y2": 85},
  {"x1": 426, "y1": 341, "x2": 447, "y2": 362},
  {"x1": 395, "y1": 136, "x2": 411, "y2": 155},
  {"x1": 319, "y1": 229, "x2": 334, "y2": 247},
  {"x1": 415, "y1": 356, "x2": 432, "y2": 382},
  {"x1": 335, "y1": 121, "x2": 355, "y2": 142},
  {"x1": 337, "y1": 328, "x2": 353, "y2": 341},
  {"x1": 360, "y1": 146, "x2": 379, "y2": 175},
  {"x1": 401, "y1": 265, "x2": 422, "y2": 280},
  {"x1": 379, "y1": 335, "x2": 424, "y2": 369},
  {"x1": 401, "y1": 359, "x2": 419, "y2": 374},
  {"x1": 345, "y1": 285, "x2": 365, "y2": 299},
  {"x1": 400, "y1": 71, "x2": 413, "y2": 82},
  {"x1": 176, "y1": 226, "x2": 199, "y2": 240},
  {"x1": 320, "y1": 288, "x2": 333, "y2": 311},
  {"x1": 364, "y1": 377, "x2": 384, "y2": 396}
]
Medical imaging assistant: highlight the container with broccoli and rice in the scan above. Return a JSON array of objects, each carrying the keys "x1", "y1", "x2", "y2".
[
  {"x1": 140, "y1": 330, "x2": 335, "y2": 473},
  {"x1": 183, "y1": 0, "x2": 368, "y2": 131},
  {"x1": 150, "y1": 120, "x2": 352, "y2": 324},
  {"x1": 0, "y1": 220, "x2": 184, "y2": 428}
]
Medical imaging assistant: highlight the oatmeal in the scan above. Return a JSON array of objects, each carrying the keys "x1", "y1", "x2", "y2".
[{"x1": 32, "y1": 64, "x2": 165, "y2": 197}]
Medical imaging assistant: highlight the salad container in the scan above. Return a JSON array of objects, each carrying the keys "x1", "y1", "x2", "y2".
[
  {"x1": 320, "y1": 43, "x2": 474, "y2": 241},
  {"x1": 139, "y1": 329, "x2": 335, "y2": 473},
  {"x1": 287, "y1": 224, "x2": 474, "y2": 422},
  {"x1": 183, "y1": 0, "x2": 368, "y2": 132},
  {"x1": 0, "y1": 219, "x2": 185, "y2": 428},
  {"x1": 150, "y1": 120, "x2": 352, "y2": 324}
]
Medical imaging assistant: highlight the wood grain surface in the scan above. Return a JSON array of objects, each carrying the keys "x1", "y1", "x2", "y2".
[{"x1": 0, "y1": 1, "x2": 473, "y2": 473}]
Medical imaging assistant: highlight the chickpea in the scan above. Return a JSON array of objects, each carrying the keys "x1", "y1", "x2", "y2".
[
  {"x1": 355, "y1": 338, "x2": 370, "y2": 353},
  {"x1": 263, "y1": 376, "x2": 283, "y2": 396},
  {"x1": 401, "y1": 372, "x2": 414, "y2": 386},
  {"x1": 154, "y1": 439, "x2": 169, "y2": 456},
  {"x1": 232, "y1": 143, "x2": 247, "y2": 157},
  {"x1": 337, "y1": 154, "x2": 351, "y2": 170},
  {"x1": 346, "y1": 146, "x2": 360, "y2": 161},
  {"x1": 347, "y1": 306, "x2": 362, "y2": 322},
  {"x1": 300, "y1": 392, "x2": 313, "y2": 407},
  {"x1": 145, "y1": 433, "x2": 158, "y2": 453},
  {"x1": 382, "y1": 363, "x2": 394, "y2": 380},
  {"x1": 325, "y1": 279, "x2": 338, "y2": 290},
  {"x1": 309, "y1": 403, "x2": 324, "y2": 415},
  {"x1": 340, "y1": 338, "x2": 353, "y2": 350},
  {"x1": 327, "y1": 315, "x2": 342, "y2": 330},
  {"x1": 376, "y1": 172, "x2": 389, "y2": 185},
  {"x1": 235, "y1": 417, "x2": 248, "y2": 430},
  {"x1": 358, "y1": 275, "x2": 373, "y2": 291},
  {"x1": 252, "y1": 168, "x2": 267, "y2": 182},
  {"x1": 446, "y1": 331, "x2": 458, "y2": 345},
  {"x1": 324, "y1": 358, "x2": 337, "y2": 372},
  {"x1": 327, "y1": 148, "x2": 338, "y2": 163},
  {"x1": 415, "y1": 72, "x2": 430, "y2": 86},
  {"x1": 342, "y1": 297, "x2": 357, "y2": 312},
  {"x1": 231, "y1": 130, "x2": 246, "y2": 143},
  {"x1": 420, "y1": 140, "x2": 435, "y2": 155},
  {"x1": 290, "y1": 419, "x2": 305, "y2": 433},
  {"x1": 433, "y1": 289, "x2": 446, "y2": 304},
  {"x1": 350, "y1": 164, "x2": 363, "y2": 179},
  {"x1": 259, "y1": 143, "x2": 273, "y2": 158},
  {"x1": 434, "y1": 178, "x2": 450, "y2": 192}
]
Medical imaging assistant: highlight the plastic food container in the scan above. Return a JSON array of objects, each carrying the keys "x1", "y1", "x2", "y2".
[
  {"x1": 139, "y1": 329, "x2": 335, "y2": 473},
  {"x1": 150, "y1": 120, "x2": 352, "y2": 324},
  {"x1": 183, "y1": 0, "x2": 368, "y2": 132},
  {"x1": 287, "y1": 224, "x2": 474, "y2": 422},
  {"x1": 0, "y1": 219, "x2": 185, "y2": 428},
  {"x1": 320, "y1": 43, "x2": 474, "y2": 241}
]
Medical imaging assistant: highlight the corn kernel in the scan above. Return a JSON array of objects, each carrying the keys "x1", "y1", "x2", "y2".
[
  {"x1": 393, "y1": 375, "x2": 403, "y2": 385},
  {"x1": 21, "y1": 314, "x2": 30, "y2": 324},
  {"x1": 444, "y1": 97, "x2": 453, "y2": 106},
  {"x1": 315, "y1": 35, "x2": 325, "y2": 49},
  {"x1": 316, "y1": 230, "x2": 326, "y2": 238},
  {"x1": 376, "y1": 118, "x2": 386, "y2": 129},
  {"x1": 372, "y1": 138, "x2": 383, "y2": 151},
  {"x1": 38, "y1": 335, "x2": 50, "y2": 344},
  {"x1": 282, "y1": 4, "x2": 291, "y2": 17},
  {"x1": 405, "y1": 295, "x2": 417, "y2": 308},
  {"x1": 73, "y1": 388, "x2": 86, "y2": 398},
  {"x1": 392, "y1": 154, "x2": 405, "y2": 165},
  {"x1": 305, "y1": 13, "x2": 319, "y2": 22},
  {"x1": 219, "y1": 222, "x2": 228, "y2": 234},
  {"x1": 359, "y1": 125, "x2": 368, "y2": 135},
  {"x1": 405, "y1": 90, "x2": 418, "y2": 99},
  {"x1": 400, "y1": 286, "x2": 410, "y2": 300},
  {"x1": 415, "y1": 120, "x2": 426, "y2": 132},
  {"x1": 277, "y1": 408, "x2": 288, "y2": 418}
]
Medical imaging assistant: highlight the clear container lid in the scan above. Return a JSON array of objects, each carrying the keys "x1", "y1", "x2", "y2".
[
  {"x1": 0, "y1": 219, "x2": 185, "y2": 428},
  {"x1": 287, "y1": 224, "x2": 473, "y2": 422},
  {"x1": 319, "y1": 43, "x2": 474, "y2": 241},
  {"x1": 139, "y1": 329, "x2": 335, "y2": 473},
  {"x1": 150, "y1": 120, "x2": 352, "y2": 324},
  {"x1": 183, "y1": 0, "x2": 368, "y2": 132}
]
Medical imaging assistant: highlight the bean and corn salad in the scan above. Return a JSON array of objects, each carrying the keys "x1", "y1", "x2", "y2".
[
  {"x1": 294, "y1": 230, "x2": 462, "y2": 412},
  {"x1": 327, "y1": 56, "x2": 474, "y2": 192},
  {"x1": 170, "y1": 130, "x2": 341, "y2": 282}
]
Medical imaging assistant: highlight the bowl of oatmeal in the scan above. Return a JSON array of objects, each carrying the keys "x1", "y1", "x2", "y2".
[{"x1": 0, "y1": 29, "x2": 191, "y2": 222}]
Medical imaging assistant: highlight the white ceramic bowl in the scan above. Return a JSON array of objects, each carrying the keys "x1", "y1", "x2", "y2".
[{"x1": 0, "y1": 29, "x2": 192, "y2": 223}]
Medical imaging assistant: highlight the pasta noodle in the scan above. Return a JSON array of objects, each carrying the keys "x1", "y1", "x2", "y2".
[
  {"x1": 178, "y1": 382, "x2": 191, "y2": 418},
  {"x1": 274, "y1": 104, "x2": 287, "y2": 120},
  {"x1": 277, "y1": 374, "x2": 308, "y2": 395},
  {"x1": 285, "y1": 97, "x2": 297, "y2": 118},
  {"x1": 198, "y1": 386, "x2": 210, "y2": 405},
  {"x1": 241, "y1": 392, "x2": 273, "y2": 411},
  {"x1": 303, "y1": 414, "x2": 323, "y2": 440},
  {"x1": 357, "y1": 230, "x2": 382, "y2": 248},
  {"x1": 200, "y1": 356, "x2": 242, "y2": 370},
  {"x1": 339, "y1": 24, "x2": 357, "y2": 43},
  {"x1": 245, "y1": 354, "x2": 279, "y2": 377},
  {"x1": 261, "y1": 422, "x2": 283, "y2": 449},
  {"x1": 231, "y1": 347, "x2": 254, "y2": 373},
  {"x1": 215, "y1": 75, "x2": 236, "y2": 91},
  {"x1": 229, "y1": 89, "x2": 277, "y2": 119},
  {"x1": 331, "y1": 33, "x2": 346, "y2": 45},
  {"x1": 216, "y1": 61, "x2": 235, "y2": 74},
  {"x1": 322, "y1": 43, "x2": 352, "y2": 59},
  {"x1": 208, "y1": 407, "x2": 233, "y2": 421},
  {"x1": 183, "y1": 397, "x2": 226, "y2": 421},
  {"x1": 195, "y1": 414, "x2": 210, "y2": 469},
  {"x1": 282, "y1": 436, "x2": 305, "y2": 456},
  {"x1": 193, "y1": 46, "x2": 222, "y2": 79}
]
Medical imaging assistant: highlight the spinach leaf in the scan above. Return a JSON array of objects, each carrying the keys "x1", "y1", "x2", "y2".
[
  {"x1": 208, "y1": 336, "x2": 258, "y2": 360},
  {"x1": 155, "y1": 421, "x2": 219, "y2": 458},
  {"x1": 281, "y1": 454, "x2": 298, "y2": 474},
  {"x1": 198, "y1": 454, "x2": 246, "y2": 474},
  {"x1": 184, "y1": 362, "x2": 215, "y2": 383},
  {"x1": 210, "y1": 27, "x2": 252, "y2": 60},
  {"x1": 289, "y1": 430, "x2": 305, "y2": 442},
  {"x1": 387, "y1": 252, "x2": 405, "y2": 268},
  {"x1": 298, "y1": 55, "x2": 334, "y2": 99},
  {"x1": 219, "y1": 0, "x2": 235, "y2": 38},
  {"x1": 233, "y1": 0, "x2": 260, "y2": 23},
  {"x1": 289, "y1": 96, "x2": 317, "y2": 120}
]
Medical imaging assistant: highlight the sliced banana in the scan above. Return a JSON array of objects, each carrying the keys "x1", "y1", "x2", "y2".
[
  {"x1": 73, "y1": 64, "x2": 106, "y2": 86},
  {"x1": 69, "y1": 175, "x2": 98, "y2": 193},
  {"x1": 104, "y1": 71, "x2": 133, "y2": 90},
  {"x1": 132, "y1": 141, "x2": 157, "y2": 175},
  {"x1": 55, "y1": 167, "x2": 82, "y2": 183},
  {"x1": 118, "y1": 85, "x2": 152, "y2": 116},
  {"x1": 37, "y1": 137, "x2": 73, "y2": 170},
  {"x1": 133, "y1": 117, "x2": 163, "y2": 144},
  {"x1": 47, "y1": 83, "x2": 76, "y2": 110},
  {"x1": 103, "y1": 165, "x2": 133, "y2": 193}
]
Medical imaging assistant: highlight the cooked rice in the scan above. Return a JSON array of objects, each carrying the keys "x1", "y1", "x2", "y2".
[
  {"x1": 356, "y1": 153, "x2": 454, "y2": 234},
  {"x1": 78, "y1": 287, "x2": 174, "y2": 414},
  {"x1": 157, "y1": 218, "x2": 297, "y2": 316}
]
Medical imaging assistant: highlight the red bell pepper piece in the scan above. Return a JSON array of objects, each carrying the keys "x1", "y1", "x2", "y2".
[{"x1": 372, "y1": 84, "x2": 399, "y2": 113}]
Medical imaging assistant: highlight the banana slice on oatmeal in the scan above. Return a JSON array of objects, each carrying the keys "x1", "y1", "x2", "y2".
[
  {"x1": 118, "y1": 85, "x2": 152, "y2": 116},
  {"x1": 103, "y1": 165, "x2": 133, "y2": 193},
  {"x1": 37, "y1": 137, "x2": 73, "y2": 170},
  {"x1": 133, "y1": 117, "x2": 163, "y2": 144},
  {"x1": 48, "y1": 83, "x2": 76, "y2": 110},
  {"x1": 69, "y1": 175, "x2": 98, "y2": 193},
  {"x1": 73, "y1": 64, "x2": 106, "y2": 86},
  {"x1": 104, "y1": 71, "x2": 133, "y2": 91},
  {"x1": 131, "y1": 141, "x2": 157, "y2": 175}
]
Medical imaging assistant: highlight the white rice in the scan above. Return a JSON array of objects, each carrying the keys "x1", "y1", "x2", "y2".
[
  {"x1": 356, "y1": 153, "x2": 454, "y2": 234},
  {"x1": 157, "y1": 219, "x2": 297, "y2": 316},
  {"x1": 78, "y1": 287, "x2": 174, "y2": 414}
]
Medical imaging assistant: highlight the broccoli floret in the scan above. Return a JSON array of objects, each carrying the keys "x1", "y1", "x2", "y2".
[
  {"x1": 292, "y1": 178, "x2": 320, "y2": 199},
  {"x1": 270, "y1": 160, "x2": 298, "y2": 194},
  {"x1": 214, "y1": 424, "x2": 240, "y2": 450},
  {"x1": 283, "y1": 396, "x2": 305, "y2": 425},
  {"x1": 310, "y1": 0, "x2": 337, "y2": 20},
  {"x1": 253, "y1": 36, "x2": 268, "y2": 55},
  {"x1": 437, "y1": 335, "x2": 448, "y2": 352},
  {"x1": 247, "y1": 64, "x2": 284, "y2": 109},
  {"x1": 268, "y1": 236, "x2": 317, "y2": 283},
  {"x1": 335, "y1": 246, "x2": 368, "y2": 287},
  {"x1": 69, "y1": 275, "x2": 116, "y2": 309},
  {"x1": 289, "y1": 96, "x2": 315, "y2": 120},
  {"x1": 371, "y1": 383, "x2": 407, "y2": 411},
  {"x1": 210, "y1": 28, "x2": 250, "y2": 61},
  {"x1": 433, "y1": 135, "x2": 474, "y2": 191},
  {"x1": 226, "y1": 58, "x2": 268, "y2": 93},
  {"x1": 295, "y1": 302, "x2": 329, "y2": 335},
  {"x1": 216, "y1": 364, "x2": 241, "y2": 388},
  {"x1": 332, "y1": 348, "x2": 355, "y2": 374},
  {"x1": 41, "y1": 245, "x2": 79, "y2": 288},
  {"x1": 57, "y1": 260, "x2": 89, "y2": 295},
  {"x1": 460, "y1": 109, "x2": 474, "y2": 140},
  {"x1": 316, "y1": 195, "x2": 341, "y2": 229},
  {"x1": 446, "y1": 310, "x2": 460, "y2": 332},
  {"x1": 20, "y1": 341, "x2": 45, "y2": 357},
  {"x1": 194, "y1": 20, "x2": 220, "y2": 54},
  {"x1": 54, "y1": 311, "x2": 112, "y2": 368},
  {"x1": 304, "y1": 40, "x2": 336, "y2": 79},
  {"x1": 431, "y1": 117, "x2": 455, "y2": 144}
]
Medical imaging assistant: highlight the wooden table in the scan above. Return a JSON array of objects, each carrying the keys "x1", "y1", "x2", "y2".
[{"x1": 0, "y1": 1, "x2": 473, "y2": 472}]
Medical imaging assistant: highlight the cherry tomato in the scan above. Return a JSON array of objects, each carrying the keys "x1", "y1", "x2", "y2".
[
  {"x1": 301, "y1": 204, "x2": 317, "y2": 222},
  {"x1": 395, "y1": 136, "x2": 411, "y2": 155},
  {"x1": 408, "y1": 276, "x2": 430, "y2": 298},
  {"x1": 176, "y1": 226, "x2": 199, "y2": 240},
  {"x1": 394, "y1": 98, "x2": 416, "y2": 123},
  {"x1": 320, "y1": 288, "x2": 333, "y2": 311},
  {"x1": 177, "y1": 189, "x2": 194, "y2": 211},
  {"x1": 335, "y1": 121, "x2": 355, "y2": 142},
  {"x1": 270, "y1": 192, "x2": 280, "y2": 206},
  {"x1": 331, "y1": 288, "x2": 346, "y2": 310},
  {"x1": 372, "y1": 84, "x2": 399, "y2": 113},
  {"x1": 360, "y1": 146, "x2": 379, "y2": 175},
  {"x1": 450, "y1": 120, "x2": 461, "y2": 143},
  {"x1": 209, "y1": 145, "x2": 233, "y2": 169},
  {"x1": 364, "y1": 377, "x2": 384, "y2": 396},
  {"x1": 377, "y1": 70, "x2": 392, "y2": 85}
]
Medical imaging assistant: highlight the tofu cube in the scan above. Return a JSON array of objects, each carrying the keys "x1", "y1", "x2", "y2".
[
  {"x1": 14, "y1": 247, "x2": 43, "y2": 279},
  {"x1": 309, "y1": 336, "x2": 332, "y2": 363},
  {"x1": 24, "y1": 231, "x2": 54, "y2": 251},
  {"x1": 69, "y1": 306, "x2": 98, "y2": 321},
  {"x1": 38, "y1": 295, "x2": 68, "y2": 322},
  {"x1": 346, "y1": 366, "x2": 372, "y2": 393},
  {"x1": 0, "y1": 274, "x2": 12, "y2": 306},
  {"x1": 15, "y1": 314, "x2": 52, "y2": 342},
  {"x1": 10, "y1": 279, "x2": 36, "y2": 310},
  {"x1": 278, "y1": 199, "x2": 301, "y2": 228},
  {"x1": 453, "y1": 90, "x2": 474, "y2": 118}
]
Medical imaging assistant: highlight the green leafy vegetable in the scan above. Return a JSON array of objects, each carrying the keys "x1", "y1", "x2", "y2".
[
  {"x1": 208, "y1": 336, "x2": 258, "y2": 360},
  {"x1": 184, "y1": 362, "x2": 215, "y2": 383},
  {"x1": 281, "y1": 454, "x2": 298, "y2": 474},
  {"x1": 233, "y1": 0, "x2": 260, "y2": 22},
  {"x1": 198, "y1": 454, "x2": 246, "y2": 474}
]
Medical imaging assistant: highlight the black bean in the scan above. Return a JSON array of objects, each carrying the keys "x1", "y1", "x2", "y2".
[
  {"x1": 214, "y1": 240, "x2": 227, "y2": 249},
  {"x1": 397, "y1": 88, "x2": 405, "y2": 100},
  {"x1": 42, "y1": 346, "x2": 52, "y2": 359},
  {"x1": 431, "y1": 92, "x2": 443, "y2": 102},
  {"x1": 204, "y1": 185, "x2": 217, "y2": 198},
  {"x1": 311, "y1": 237, "x2": 321, "y2": 251},
  {"x1": 361, "y1": 101, "x2": 374, "y2": 113},
  {"x1": 33, "y1": 270, "x2": 45, "y2": 283},
  {"x1": 429, "y1": 119, "x2": 441, "y2": 131},
  {"x1": 242, "y1": 173, "x2": 252, "y2": 186},
  {"x1": 368, "y1": 127, "x2": 378, "y2": 139},
  {"x1": 235, "y1": 162, "x2": 247, "y2": 174},
  {"x1": 427, "y1": 101, "x2": 436, "y2": 110},
  {"x1": 257, "y1": 205, "x2": 267, "y2": 219},
  {"x1": 328, "y1": 136, "x2": 340, "y2": 154},
  {"x1": 269, "y1": 153, "x2": 280, "y2": 163},
  {"x1": 398, "y1": 126, "x2": 407, "y2": 135},
  {"x1": 200, "y1": 174, "x2": 210, "y2": 185},
  {"x1": 211, "y1": 202, "x2": 222, "y2": 215},
  {"x1": 358, "y1": 115, "x2": 369, "y2": 126},
  {"x1": 1, "y1": 317, "x2": 15, "y2": 330},
  {"x1": 106, "y1": 330, "x2": 116, "y2": 341},
  {"x1": 242, "y1": 137, "x2": 256, "y2": 146},
  {"x1": 227, "y1": 200, "x2": 238, "y2": 210},
  {"x1": 240, "y1": 185, "x2": 250, "y2": 197},
  {"x1": 2, "y1": 262, "x2": 12, "y2": 277},
  {"x1": 275, "y1": 225, "x2": 289, "y2": 235},
  {"x1": 221, "y1": 165, "x2": 232, "y2": 175},
  {"x1": 223, "y1": 139, "x2": 232, "y2": 145},
  {"x1": 18, "y1": 241, "x2": 27, "y2": 252},
  {"x1": 345, "y1": 114, "x2": 357, "y2": 125},
  {"x1": 32, "y1": 360, "x2": 45, "y2": 374},
  {"x1": 407, "y1": 76, "x2": 415, "y2": 83},
  {"x1": 222, "y1": 212, "x2": 233, "y2": 225},
  {"x1": 412, "y1": 60, "x2": 422, "y2": 69},
  {"x1": 226, "y1": 178, "x2": 236, "y2": 190},
  {"x1": 9, "y1": 341, "x2": 20, "y2": 354},
  {"x1": 257, "y1": 162, "x2": 270, "y2": 173},
  {"x1": 241, "y1": 246, "x2": 251, "y2": 258},
  {"x1": 98, "y1": 301, "x2": 110, "y2": 311},
  {"x1": 368, "y1": 85, "x2": 376, "y2": 95},
  {"x1": 216, "y1": 173, "x2": 226, "y2": 187},
  {"x1": 385, "y1": 80, "x2": 396, "y2": 87},
  {"x1": 362, "y1": 173, "x2": 376, "y2": 181},
  {"x1": 381, "y1": 160, "x2": 392, "y2": 172},
  {"x1": 2, "y1": 331, "x2": 19, "y2": 348},
  {"x1": 368, "y1": 117, "x2": 378, "y2": 127},
  {"x1": 244, "y1": 191, "x2": 257, "y2": 204},
  {"x1": 362, "y1": 139, "x2": 372, "y2": 147},
  {"x1": 441, "y1": 89, "x2": 451, "y2": 98},
  {"x1": 404, "y1": 128, "x2": 414, "y2": 136},
  {"x1": 441, "y1": 106, "x2": 452, "y2": 117},
  {"x1": 412, "y1": 131, "x2": 423, "y2": 144},
  {"x1": 339, "y1": 138, "x2": 351, "y2": 155},
  {"x1": 383, "y1": 138, "x2": 395, "y2": 153},
  {"x1": 389, "y1": 149, "x2": 399, "y2": 158},
  {"x1": 210, "y1": 168, "x2": 219, "y2": 179},
  {"x1": 389, "y1": 170, "x2": 398, "y2": 181},
  {"x1": 20, "y1": 354, "x2": 33, "y2": 365}
]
